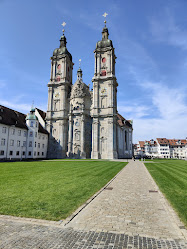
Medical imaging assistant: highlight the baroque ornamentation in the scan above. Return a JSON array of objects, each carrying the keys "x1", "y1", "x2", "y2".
[{"x1": 71, "y1": 82, "x2": 86, "y2": 98}]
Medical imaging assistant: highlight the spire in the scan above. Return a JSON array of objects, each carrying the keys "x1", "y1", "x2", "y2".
[
  {"x1": 60, "y1": 21, "x2": 67, "y2": 47},
  {"x1": 77, "y1": 59, "x2": 82, "y2": 80},
  {"x1": 60, "y1": 35, "x2": 67, "y2": 47},
  {"x1": 102, "y1": 12, "x2": 109, "y2": 40}
]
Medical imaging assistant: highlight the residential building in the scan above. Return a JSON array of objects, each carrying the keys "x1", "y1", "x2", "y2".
[{"x1": 0, "y1": 105, "x2": 48, "y2": 160}]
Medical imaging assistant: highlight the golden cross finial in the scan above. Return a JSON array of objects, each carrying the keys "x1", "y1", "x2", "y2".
[
  {"x1": 103, "y1": 12, "x2": 108, "y2": 26},
  {"x1": 79, "y1": 59, "x2": 81, "y2": 68},
  {"x1": 61, "y1": 22, "x2": 66, "y2": 34}
]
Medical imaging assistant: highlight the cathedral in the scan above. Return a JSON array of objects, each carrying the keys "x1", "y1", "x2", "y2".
[{"x1": 46, "y1": 22, "x2": 133, "y2": 159}]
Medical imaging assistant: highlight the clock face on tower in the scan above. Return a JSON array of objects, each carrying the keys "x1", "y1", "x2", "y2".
[
  {"x1": 100, "y1": 87, "x2": 107, "y2": 95},
  {"x1": 54, "y1": 92, "x2": 60, "y2": 99}
]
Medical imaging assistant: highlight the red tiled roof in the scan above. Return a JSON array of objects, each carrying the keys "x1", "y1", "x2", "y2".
[
  {"x1": 139, "y1": 141, "x2": 145, "y2": 148},
  {"x1": 117, "y1": 113, "x2": 132, "y2": 128}
]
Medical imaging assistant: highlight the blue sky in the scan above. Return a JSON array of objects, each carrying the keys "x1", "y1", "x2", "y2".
[{"x1": 0, "y1": 0, "x2": 187, "y2": 143}]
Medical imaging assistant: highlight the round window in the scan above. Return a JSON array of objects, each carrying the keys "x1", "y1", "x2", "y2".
[{"x1": 102, "y1": 57, "x2": 106, "y2": 63}]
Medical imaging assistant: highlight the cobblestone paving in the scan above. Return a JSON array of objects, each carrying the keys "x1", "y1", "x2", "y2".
[
  {"x1": 66, "y1": 161, "x2": 187, "y2": 240},
  {"x1": 0, "y1": 219, "x2": 187, "y2": 249}
]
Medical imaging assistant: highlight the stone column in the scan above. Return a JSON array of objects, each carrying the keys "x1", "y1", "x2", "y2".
[
  {"x1": 52, "y1": 61, "x2": 56, "y2": 80},
  {"x1": 81, "y1": 114, "x2": 86, "y2": 158},
  {"x1": 107, "y1": 117, "x2": 118, "y2": 159},
  {"x1": 94, "y1": 53, "x2": 97, "y2": 75},
  {"x1": 67, "y1": 114, "x2": 73, "y2": 157},
  {"x1": 91, "y1": 118, "x2": 99, "y2": 159},
  {"x1": 50, "y1": 61, "x2": 53, "y2": 80}
]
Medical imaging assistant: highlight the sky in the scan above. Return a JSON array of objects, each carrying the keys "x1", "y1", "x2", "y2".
[{"x1": 0, "y1": 0, "x2": 187, "y2": 143}]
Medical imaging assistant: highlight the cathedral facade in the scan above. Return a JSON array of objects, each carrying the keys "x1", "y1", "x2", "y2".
[{"x1": 46, "y1": 25, "x2": 133, "y2": 159}]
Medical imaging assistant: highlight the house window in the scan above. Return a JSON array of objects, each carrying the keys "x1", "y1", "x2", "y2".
[
  {"x1": 28, "y1": 151, "x2": 32, "y2": 156},
  {"x1": 10, "y1": 140, "x2": 14, "y2": 146},
  {"x1": 11, "y1": 128, "x2": 15, "y2": 135},
  {"x1": 30, "y1": 131, "x2": 33, "y2": 137},
  {"x1": 24, "y1": 131, "x2": 27, "y2": 137},
  {"x1": 34, "y1": 151, "x2": 36, "y2": 156},
  {"x1": 30, "y1": 121, "x2": 34, "y2": 127},
  {"x1": 22, "y1": 151, "x2": 25, "y2": 156},
  {"x1": 23, "y1": 141, "x2": 26, "y2": 147},
  {"x1": 42, "y1": 144, "x2": 44, "y2": 148},
  {"x1": 2, "y1": 127, "x2": 6, "y2": 133},
  {"x1": 29, "y1": 141, "x2": 32, "y2": 147},
  {"x1": 1, "y1": 138, "x2": 5, "y2": 146},
  {"x1": 38, "y1": 152, "x2": 40, "y2": 156},
  {"x1": 43, "y1": 136, "x2": 44, "y2": 140},
  {"x1": 42, "y1": 152, "x2": 44, "y2": 156},
  {"x1": 35, "y1": 132, "x2": 37, "y2": 138},
  {"x1": 9, "y1": 151, "x2": 13, "y2": 156},
  {"x1": 17, "y1": 140, "x2": 20, "y2": 147},
  {"x1": 18, "y1": 130, "x2": 21, "y2": 136},
  {"x1": 35, "y1": 142, "x2": 36, "y2": 147},
  {"x1": 36, "y1": 122, "x2": 38, "y2": 128},
  {"x1": 39, "y1": 135, "x2": 41, "y2": 139},
  {"x1": 16, "y1": 151, "x2": 19, "y2": 156},
  {"x1": 38, "y1": 143, "x2": 40, "y2": 148},
  {"x1": 0, "y1": 150, "x2": 4, "y2": 155}
]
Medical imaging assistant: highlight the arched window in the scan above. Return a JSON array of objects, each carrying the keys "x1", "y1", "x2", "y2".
[
  {"x1": 57, "y1": 64, "x2": 61, "y2": 69},
  {"x1": 102, "y1": 57, "x2": 106, "y2": 63}
]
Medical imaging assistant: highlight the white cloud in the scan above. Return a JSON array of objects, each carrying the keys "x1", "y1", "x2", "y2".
[
  {"x1": 149, "y1": 9, "x2": 187, "y2": 50},
  {"x1": 119, "y1": 81, "x2": 187, "y2": 143}
]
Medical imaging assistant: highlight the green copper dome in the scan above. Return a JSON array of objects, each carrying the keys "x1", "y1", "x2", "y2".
[
  {"x1": 26, "y1": 108, "x2": 38, "y2": 120},
  {"x1": 53, "y1": 35, "x2": 72, "y2": 61}
]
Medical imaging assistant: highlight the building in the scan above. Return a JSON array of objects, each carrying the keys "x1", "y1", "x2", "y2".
[
  {"x1": 46, "y1": 23, "x2": 133, "y2": 159},
  {"x1": 0, "y1": 105, "x2": 48, "y2": 160},
  {"x1": 135, "y1": 138, "x2": 187, "y2": 159}
]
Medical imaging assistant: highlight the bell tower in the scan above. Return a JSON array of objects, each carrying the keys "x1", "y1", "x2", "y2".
[
  {"x1": 91, "y1": 15, "x2": 118, "y2": 159},
  {"x1": 46, "y1": 23, "x2": 73, "y2": 158}
]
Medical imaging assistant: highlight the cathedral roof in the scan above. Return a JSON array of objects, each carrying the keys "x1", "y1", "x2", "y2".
[
  {"x1": 53, "y1": 35, "x2": 72, "y2": 60},
  {"x1": 96, "y1": 26, "x2": 113, "y2": 49},
  {"x1": 117, "y1": 113, "x2": 132, "y2": 128}
]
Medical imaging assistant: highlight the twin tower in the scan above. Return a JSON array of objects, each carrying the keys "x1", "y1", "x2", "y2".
[{"x1": 46, "y1": 24, "x2": 133, "y2": 159}]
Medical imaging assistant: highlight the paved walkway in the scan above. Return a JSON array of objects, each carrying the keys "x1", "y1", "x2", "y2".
[
  {"x1": 0, "y1": 160, "x2": 187, "y2": 249},
  {"x1": 66, "y1": 161, "x2": 186, "y2": 240}
]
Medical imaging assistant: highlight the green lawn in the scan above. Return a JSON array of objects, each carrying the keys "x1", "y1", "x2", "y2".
[
  {"x1": 0, "y1": 160, "x2": 126, "y2": 221},
  {"x1": 145, "y1": 160, "x2": 187, "y2": 226}
]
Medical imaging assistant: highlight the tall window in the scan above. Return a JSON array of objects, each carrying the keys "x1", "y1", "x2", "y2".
[
  {"x1": 18, "y1": 130, "x2": 21, "y2": 136},
  {"x1": 17, "y1": 140, "x2": 20, "y2": 147},
  {"x1": 35, "y1": 132, "x2": 37, "y2": 138},
  {"x1": 11, "y1": 128, "x2": 15, "y2": 135},
  {"x1": 30, "y1": 121, "x2": 34, "y2": 127},
  {"x1": 29, "y1": 141, "x2": 32, "y2": 147},
  {"x1": 2, "y1": 127, "x2": 6, "y2": 133},
  {"x1": 24, "y1": 131, "x2": 27, "y2": 137},
  {"x1": 38, "y1": 143, "x2": 40, "y2": 148},
  {"x1": 1, "y1": 138, "x2": 5, "y2": 146},
  {"x1": 30, "y1": 131, "x2": 33, "y2": 137},
  {"x1": 0, "y1": 150, "x2": 4, "y2": 155},
  {"x1": 10, "y1": 140, "x2": 14, "y2": 146},
  {"x1": 23, "y1": 141, "x2": 26, "y2": 147}
]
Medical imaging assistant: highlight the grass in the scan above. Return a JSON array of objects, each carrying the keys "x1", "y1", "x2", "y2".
[
  {"x1": 0, "y1": 160, "x2": 126, "y2": 221},
  {"x1": 145, "y1": 160, "x2": 187, "y2": 227}
]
